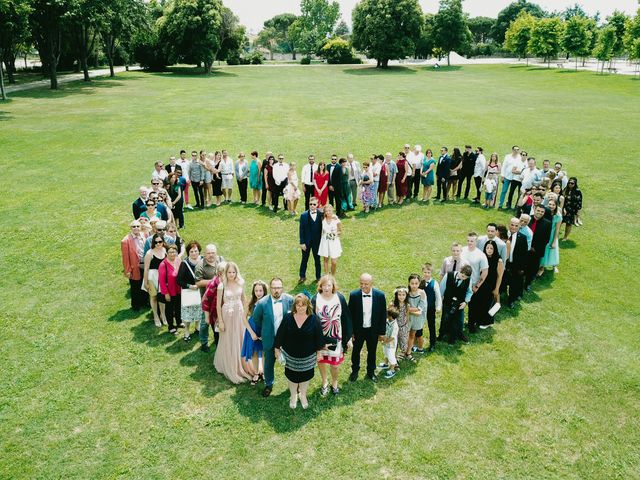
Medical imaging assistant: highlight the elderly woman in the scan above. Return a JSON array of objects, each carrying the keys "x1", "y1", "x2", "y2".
[
  {"x1": 177, "y1": 241, "x2": 204, "y2": 340},
  {"x1": 274, "y1": 293, "x2": 324, "y2": 409},
  {"x1": 311, "y1": 275, "x2": 352, "y2": 396}
]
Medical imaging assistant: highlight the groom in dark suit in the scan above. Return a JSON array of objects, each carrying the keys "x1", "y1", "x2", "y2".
[
  {"x1": 252, "y1": 277, "x2": 294, "y2": 397},
  {"x1": 435, "y1": 146, "x2": 451, "y2": 202},
  {"x1": 505, "y1": 217, "x2": 529, "y2": 308},
  {"x1": 298, "y1": 196, "x2": 322, "y2": 283},
  {"x1": 328, "y1": 155, "x2": 343, "y2": 217},
  {"x1": 524, "y1": 205, "x2": 552, "y2": 290},
  {"x1": 349, "y1": 273, "x2": 387, "y2": 382}
]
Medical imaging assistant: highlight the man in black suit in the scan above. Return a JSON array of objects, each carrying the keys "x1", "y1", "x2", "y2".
[
  {"x1": 435, "y1": 147, "x2": 451, "y2": 202},
  {"x1": 456, "y1": 145, "x2": 477, "y2": 199},
  {"x1": 132, "y1": 185, "x2": 148, "y2": 219},
  {"x1": 328, "y1": 154, "x2": 343, "y2": 217},
  {"x1": 349, "y1": 273, "x2": 387, "y2": 382},
  {"x1": 505, "y1": 217, "x2": 529, "y2": 308},
  {"x1": 298, "y1": 197, "x2": 322, "y2": 283},
  {"x1": 524, "y1": 205, "x2": 552, "y2": 290}
]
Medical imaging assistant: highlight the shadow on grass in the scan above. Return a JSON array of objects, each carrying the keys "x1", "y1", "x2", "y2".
[
  {"x1": 418, "y1": 65, "x2": 463, "y2": 73},
  {"x1": 130, "y1": 319, "x2": 176, "y2": 348},
  {"x1": 11, "y1": 77, "x2": 133, "y2": 99},
  {"x1": 108, "y1": 307, "x2": 145, "y2": 322},
  {"x1": 0, "y1": 108, "x2": 13, "y2": 121},
  {"x1": 150, "y1": 66, "x2": 238, "y2": 78},
  {"x1": 342, "y1": 66, "x2": 417, "y2": 76}
]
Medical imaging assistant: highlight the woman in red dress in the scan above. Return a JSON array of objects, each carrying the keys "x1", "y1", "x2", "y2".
[
  {"x1": 395, "y1": 151, "x2": 409, "y2": 204},
  {"x1": 377, "y1": 154, "x2": 388, "y2": 208},
  {"x1": 314, "y1": 162, "x2": 329, "y2": 208}
]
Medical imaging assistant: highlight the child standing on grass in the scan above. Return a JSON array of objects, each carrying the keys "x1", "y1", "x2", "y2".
[
  {"x1": 484, "y1": 172, "x2": 497, "y2": 209},
  {"x1": 392, "y1": 286, "x2": 410, "y2": 361},
  {"x1": 379, "y1": 307, "x2": 399, "y2": 378},
  {"x1": 420, "y1": 262, "x2": 442, "y2": 352},
  {"x1": 407, "y1": 274, "x2": 427, "y2": 358}
]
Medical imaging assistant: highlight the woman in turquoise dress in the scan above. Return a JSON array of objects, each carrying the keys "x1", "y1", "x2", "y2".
[
  {"x1": 420, "y1": 149, "x2": 436, "y2": 202},
  {"x1": 249, "y1": 151, "x2": 262, "y2": 204},
  {"x1": 540, "y1": 198, "x2": 562, "y2": 273}
]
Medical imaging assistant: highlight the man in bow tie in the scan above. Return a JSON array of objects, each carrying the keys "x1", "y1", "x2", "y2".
[
  {"x1": 252, "y1": 278, "x2": 294, "y2": 397},
  {"x1": 348, "y1": 273, "x2": 387, "y2": 382},
  {"x1": 298, "y1": 197, "x2": 322, "y2": 284}
]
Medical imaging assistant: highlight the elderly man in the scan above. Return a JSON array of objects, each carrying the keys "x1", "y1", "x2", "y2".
[
  {"x1": 151, "y1": 161, "x2": 168, "y2": 182},
  {"x1": 384, "y1": 152, "x2": 397, "y2": 205},
  {"x1": 195, "y1": 244, "x2": 224, "y2": 349},
  {"x1": 132, "y1": 185, "x2": 148, "y2": 219},
  {"x1": 460, "y1": 232, "x2": 489, "y2": 333},
  {"x1": 142, "y1": 220, "x2": 175, "y2": 256},
  {"x1": 121, "y1": 220, "x2": 149, "y2": 310},
  {"x1": 272, "y1": 154, "x2": 289, "y2": 212},
  {"x1": 347, "y1": 153, "x2": 361, "y2": 209},
  {"x1": 349, "y1": 273, "x2": 387, "y2": 383}
]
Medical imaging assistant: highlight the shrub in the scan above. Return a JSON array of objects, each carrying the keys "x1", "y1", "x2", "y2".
[
  {"x1": 300, "y1": 56, "x2": 311, "y2": 65},
  {"x1": 249, "y1": 51, "x2": 263, "y2": 65},
  {"x1": 320, "y1": 38, "x2": 358, "y2": 64}
]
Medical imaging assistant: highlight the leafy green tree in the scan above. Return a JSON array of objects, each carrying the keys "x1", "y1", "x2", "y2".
[
  {"x1": 593, "y1": 26, "x2": 616, "y2": 73},
  {"x1": 468, "y1": 16, "x2": 495, "y2": 44},
  {"x1": 65, "y1": 0, "x2": 103, "y2": 82},
  {"x1": 160, "y1": 0, "x2": 223, "y2": 74},
  {"x1": 492, "y1": 0, "x2": 546, "y2": 45},
  {"x1": 562, "y1": 15, "x2": 592, "y2": 70},
  {"x1": 606, "y1": 10, "x2": 628, "y2": 58},
  {"x1": 256, "y1": 26, "x2": 278, "y2": 60},
  {"x1": 528, "y1": 16, "x2": 563, "y2": 68},
  {"x1": 264, "y1": 13, "x2": 298, "y2": 59},
  {"x1": 334, "y1": 20, "x2": 349, "y2": 38},
  {"x1": 319, "y1": 37, "x2": 355, "y2": 63},
  {"x1": 288, "y1": 0, "x2": 339, "y2": 59},
  {"x1": 0, "y1": 0, "x2": 31, "y2": 84},
  {"x1": 561, "y1": 3, "x2": 587, "y2": 20},
  {"x1": 624, "y1": 8, "x2": 640, "y2": 70},
  {"x1": 415, "y1": 13, "x2": 436, "y2": 58},
  {"x1": 29, "y1": 0, "x2": 72, "y2": 89},
  {"x1": 98, "y1": 0, "x2": 147, "y2": 77},
  {"x1": 433, "y1": 0, "x2": 472, "y2": 66},
  {"x1": 504, "y1": 10, "x2": 535, "y2": 64},
  {"x1": 216, "y1": 7, "x2": 245, "y2": 62},
  {"x1": 351, "y1": 0, "x2": 423, "y2": 68}
]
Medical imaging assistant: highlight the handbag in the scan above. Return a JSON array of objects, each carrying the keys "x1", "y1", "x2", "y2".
[{"x1": 180, "y1": 260, "x2": 201, "y2": 307}]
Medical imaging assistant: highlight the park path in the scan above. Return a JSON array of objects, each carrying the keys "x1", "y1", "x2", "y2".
[{"x1": 4, "y1": 66, "x2": 142, "y2": 94}]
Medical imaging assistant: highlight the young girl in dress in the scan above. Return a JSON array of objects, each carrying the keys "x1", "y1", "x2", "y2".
[
  {"x1": 241, "y1": 280, "x2": 268, "y2": 385},
  {"x1": 392, "y1": 286, "x2": 410, "y2": 361},
  {"x1": 283, "y1": 162, "x2": 300, "y2": 215},
  {"x1": 317, "y1": 204, "x2": 342, "y2": 276},
  {"x1": 407, "y1": 273, "x2": 427, "y2": 358},
  {"x1": 380, "y1": 307, "x2": 399, "y2": 379}
]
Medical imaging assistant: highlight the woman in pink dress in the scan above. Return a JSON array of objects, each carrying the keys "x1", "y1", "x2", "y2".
[
  {"x1": 311, "y1": 275, "x2": 352, "y2": 396},
  {"x1": 313, "y1": 162, "x2": 329, "y2": 208}
]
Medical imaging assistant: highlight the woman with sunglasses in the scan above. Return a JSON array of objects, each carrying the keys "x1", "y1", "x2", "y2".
[
  {"x1": 561, "y1": 177, "x2": 583, "y2": 241},
  {"x1": 159, "y1": 244, "x2": 182, "y2": 334},
  {"x1": 140, "y1": 200, "x2": 161, "y2": 221},
  {"x1": 143, "y1": 233, "x2": 167, "y2": 327}
]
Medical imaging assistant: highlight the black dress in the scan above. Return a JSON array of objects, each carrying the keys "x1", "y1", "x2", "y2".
[
  {"x1": 274, "y1": 313, "x2": 324, "y2": 383},
  {"x1": 212, "y1": 160, "x2": 223, "y2": 196}
]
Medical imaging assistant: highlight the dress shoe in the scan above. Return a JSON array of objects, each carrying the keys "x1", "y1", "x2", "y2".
[
  {"x1": 199, "y1": 344, "x2": 210, "y2": 352},
  {"x1": 349, "y1": 372, "x2": 358, "y2": 382},
  {"x1": 366, "y1": 374, "x2": 378, "y2": 383},
  {"x1": 297, "y1": 277, "x2": 306, "y2": 285},
  {"x1": 262, "y1": 386, "x2": 273, "y2": 398}
]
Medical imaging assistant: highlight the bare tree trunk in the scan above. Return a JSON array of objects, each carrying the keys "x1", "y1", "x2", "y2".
[
  {"x1": 292, "y1": 49, "x2": 296, "y2": 60},
  {"x1": 447, "y1": 52, "x2": 451, "y2": 66},
  {"x1": 0, "y1": 56, "x2": 7, "y2": 100}
]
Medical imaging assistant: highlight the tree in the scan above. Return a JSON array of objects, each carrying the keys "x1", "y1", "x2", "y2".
[
  {"x1": 492, "y1": 0, "x2": 546, "y2": 45},
  {"x1": 433, "y1": 0, "x2": 472, "y2": 66},
  {"x1": 29, "y1": 0, "x2": 72, "y2": 89},
  {"x1": 216, "y1": 7, "x2": 245, "y2": 62},
  {"x1": 415, "y1": 13, "x2": 436, "y2": 58},
  {"x1": 334, "y1": 20, "x2": 349, "y2": 38},
  {"x1": 624, "y1": 8, "x2": 640, "y2": 72},
  {"x1": 160, "y1": 0, "x2": 223, "y2": 74},
  {"x1": 504, "y1": 11, "x2": 535, "y2": 64},
  {"x1": 528, "y1": 16, "x2": 563, "y2": 68},
  {"x1": 468, "y1": 16, "x2": 495, "y2": 44},
  {"x1": 256, "y1": 26, "x2": 278, "y2": 60},
  {"x1": 288, "y1": 0, "x2": 339, "y2": 59},
  {"x1": 99, "y1": 0, "x2": 147, "y2": 77},
  {"x1": 0, "y1": 0, "x2": 31, "y2": 84},
  {"x1": 351, "y1": 0, "x2": 423, "y2": 68},
  {"x1": 264, "y1": 13, "x2": 298, "y2": 59},
  {"x1": 606, "y1": 11, "x2": 628, "y2": 58},
  {"x1": 593, "y1": 26, "x2": 616, "y2": 73},
  {"x1": 65, "y1": 0, "x2": 102, "y2": 82},
  {"x1": 561, "y1": 3, "x2": 587, "y2": 20},
  {"x1": 319, "y1": 37, "x2": 355, "y2": 63},
  {"x1": 562, "y1": 15, "x2": 592, "y2": 70}
]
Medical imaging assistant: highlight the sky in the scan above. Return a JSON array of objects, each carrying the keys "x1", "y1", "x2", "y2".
[{"x1": 223, "y1": 0, "x2": 639, "y2": 34}]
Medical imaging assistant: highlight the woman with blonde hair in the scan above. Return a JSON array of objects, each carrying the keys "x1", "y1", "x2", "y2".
[
  {"x1": 283, "y1": 161, "x2": 301, "y2": 215},
  {"x1": 213, "y1": 262, "x2": 251, "y2": 384},
  {"x1": 311, "y1": 275, "x2": 352, "y2": 396},
  {"x1": 274, "y1": 293, "x2": 324, "y2": 409},
  {"x1": 317, "y1": 204, "x2": 342, "y2": 276}
]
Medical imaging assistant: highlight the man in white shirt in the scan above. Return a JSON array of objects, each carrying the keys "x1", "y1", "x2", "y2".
[
  {"x1": 404, "y1": 144, "x2": 416, "y2": 198},
  {"x1": 477, "y1": 222, "x2": 508, "y2": 262},
  {"x1": 151, "y1": 161, "x2": 168, "y2": 182},
  {"x1": 300, "y1": 154, "x2": 317, "y2": 210},
  {"x1": 521, "y1": 157, "x2": 542, "y2": 191},
  {"x1": 347, "y1": 153, "x2": 361, "y2": 209},
  {"x1": 472, "y1": 146, "x2": 487, "y2": 203},
  {"x1": 498, "y1": 145, "x2": 520, "y2": 209},
  {"x1": 554, "y1": 162, "x2": 569, "y2": 189},
  {"x1": 460, "y1": 232, "x2": 489, "y2": 333},
  {"x1": 410, "y1": 145, "x2": 424, "y2": 200},
  {"x1": 505, "y1": 150, "x2": 527, "y2": 210},
  {"x1": 177, "y1": 149, "x2": 193, "y2": 210},
  {"x1": 272, "y1": 154, "x2": 289, "y2": 212}
]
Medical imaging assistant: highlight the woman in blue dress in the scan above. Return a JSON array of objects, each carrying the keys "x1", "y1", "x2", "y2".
[
  {"x1": 540, "y1": 198, "x2": 562, "y2": 274},
  {"x1": 249, "y1": 150, "x2": 262, "y2": 205},
  {"x1": 241, "y1": 280, "x2": 268, "y2": 385},
  {"x1": 420, "y1": 148, "x2": 436, "y2": 202}
]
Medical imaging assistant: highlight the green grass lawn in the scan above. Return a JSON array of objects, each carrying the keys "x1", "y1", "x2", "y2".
[{"x1": 1, "y1": 64, "x2": 639, "y2": 479}]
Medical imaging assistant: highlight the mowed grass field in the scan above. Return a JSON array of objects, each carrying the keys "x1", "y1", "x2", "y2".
[{"x1": 1, "y1": 64, "x2": 639, "y2": 479}]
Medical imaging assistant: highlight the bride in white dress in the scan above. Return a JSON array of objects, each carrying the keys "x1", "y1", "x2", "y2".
[{"x1": 317, "y1": 204, "x2": 342, "y2": 277}]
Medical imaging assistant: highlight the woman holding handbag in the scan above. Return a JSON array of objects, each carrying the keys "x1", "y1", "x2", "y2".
[
  {"x1": 158, "y1": 244, "x2": 182, "y2": 334},
  {"x1": 177, "y1": 241, "x2": 204, "y2": 341}
]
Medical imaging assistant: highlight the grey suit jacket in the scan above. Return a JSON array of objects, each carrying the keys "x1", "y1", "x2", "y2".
[{"x1": 252, "y1": 293, "x2": 294, "y2": 350}]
